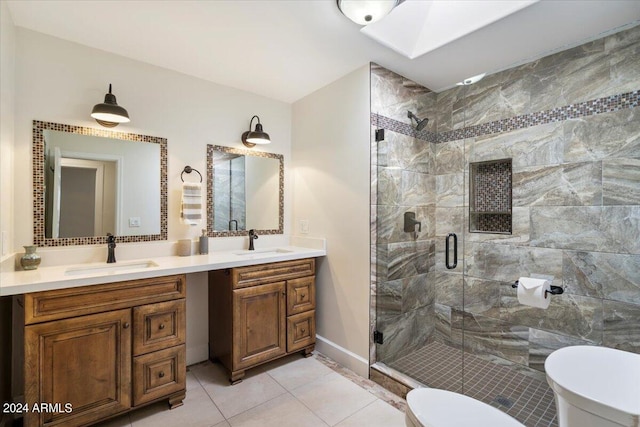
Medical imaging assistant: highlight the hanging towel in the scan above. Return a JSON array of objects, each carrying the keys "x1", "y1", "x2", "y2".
[{"x1": 181, "y1": 182, "x2": 202, "y2": 225}]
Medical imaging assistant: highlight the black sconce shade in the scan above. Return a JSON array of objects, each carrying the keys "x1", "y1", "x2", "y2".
[
  {"x1": 242, "y1": 115, "x2": 271, "y2": 148},
  {"x1": 91, "y1": 84, "x2": 130, "y2": 128}
]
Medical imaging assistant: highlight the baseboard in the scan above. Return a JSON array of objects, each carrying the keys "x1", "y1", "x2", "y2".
[{"x1": 315, "y1": 335, "x2": 369, "y2": 378}]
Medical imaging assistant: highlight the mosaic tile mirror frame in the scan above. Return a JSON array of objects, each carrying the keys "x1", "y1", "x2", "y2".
[
  {"x1": 206, "y1": 144, "x2": 284, "y2": 237},
  {"x1": 32, "y1": 120, "x2": 168, "y2": 246}
]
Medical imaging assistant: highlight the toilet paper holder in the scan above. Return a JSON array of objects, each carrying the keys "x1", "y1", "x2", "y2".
[{"x1": 512, "y1": 280, "x2": 564, "y2": 299}]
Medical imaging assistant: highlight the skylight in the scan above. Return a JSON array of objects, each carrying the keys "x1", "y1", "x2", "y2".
[{"x1": 361, "y1": 0, "x2": 539, "y2": 59}]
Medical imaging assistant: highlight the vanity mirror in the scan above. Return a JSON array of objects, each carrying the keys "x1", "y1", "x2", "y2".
[
  {"x1": 207, "y1": 145, "x2": 283, "y2": 237},
  {"x1": 33, "y1": 120, "x2": 167, "y2": 246}
]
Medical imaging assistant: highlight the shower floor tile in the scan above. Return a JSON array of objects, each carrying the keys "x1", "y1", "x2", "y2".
[{"x1": 390, "y1": 341, "x2": 558, "y2": 427}]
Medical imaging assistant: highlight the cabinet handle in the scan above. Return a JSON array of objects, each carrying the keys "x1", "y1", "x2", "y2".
[
  {"x1": 159, "y1": 323, "x2": 165, "y2": 330},
  {"x1": 301, "y1": 293, "x2": 306, "y2": 298},
  {"x1": 159, "y1": 371, "x2": 165, "y2": 378},
  {"x1": 301, "y1": 329, "x2": 306, "y2": 333},
  {"x1": 123, "y1": 322, "x2": 130, "y2": 329}
]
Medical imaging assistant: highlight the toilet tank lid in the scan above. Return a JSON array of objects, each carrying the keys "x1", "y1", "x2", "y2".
[
  {"x1": 407, "y1": 388, "x2": 524, "y2": 427},
  {"x1": 545, "y1": 346, "x2": 640, "y2": 417}
]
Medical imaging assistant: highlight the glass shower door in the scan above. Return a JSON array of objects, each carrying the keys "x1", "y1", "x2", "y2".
[{"x1": 372, "y1": 87, "x2": 467, "y2": 394}]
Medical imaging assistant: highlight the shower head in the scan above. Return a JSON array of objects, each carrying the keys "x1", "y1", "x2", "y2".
[{"x1": 407, "y1": 111, "x2": 429, "y2": 131}]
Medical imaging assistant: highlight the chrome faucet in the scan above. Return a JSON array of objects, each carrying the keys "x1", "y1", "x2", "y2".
[
  {"x1": 106, "y1": 233, "x2": 116, "y2": 263},
  {"x1": 248, "y1": 229, "x2": 258, "y2": 251}
]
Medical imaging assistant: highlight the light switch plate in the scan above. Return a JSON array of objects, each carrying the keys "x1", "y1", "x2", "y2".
[
  {"x1": 129, "y1": 217, "x2": 141, "y2": 227},
  {"x1": 299, "y1": 219, "x2": 309, "y2": 234}
]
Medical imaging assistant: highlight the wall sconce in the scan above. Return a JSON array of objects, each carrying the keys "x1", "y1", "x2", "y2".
[
  {"x1": 90, "y1": 84, "x2": 130, "y2": 128},
  {"x1": 336, "y1": 0, "x2": 399, "y2": 25},
  {"x1": 241, "y1": 115, "x2": 271, "y2": 148}
]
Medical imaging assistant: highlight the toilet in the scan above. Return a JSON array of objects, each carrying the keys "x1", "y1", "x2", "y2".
[
  {"x1": 405, "y1": 388, "x2": 525, "y2": 427},
  {"x1": 545, "y1": 345, "x2": 640, "y2": 427}
]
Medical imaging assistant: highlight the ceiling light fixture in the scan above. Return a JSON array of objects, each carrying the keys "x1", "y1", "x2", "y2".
[
  {"x1": 91, "y1": 84, "x2": 130, "y2": 127},
  {"x1": 337, "y1": 0, "x2": 399, "y2": 26},
  {"x1": 241, "y1": 115, "x2": 271, "y2": 148}
]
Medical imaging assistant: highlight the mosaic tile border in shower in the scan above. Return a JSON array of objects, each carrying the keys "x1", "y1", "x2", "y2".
[
  {"x1": 370, "y1": 113, "x2": 438, "y2": 143},
  {"x1": 438, "y1": 90, "x2": 640, "y2": 143},
  {"x1": 371, "y1": 90, "x2": 639, "y2": 144}
]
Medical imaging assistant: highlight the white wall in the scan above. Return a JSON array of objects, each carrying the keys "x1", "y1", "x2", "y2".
[
  {"x1": 6, "y1": 27, "x2": 374, "y2": 371},
  {"x1": 292, "y1": 65, "x2": 371, "y2": 376},
  {"x1": 14, "y1": 28, "x2": 292, "y2": 250},
  {"x1": 0, "y1": 1, "x2": 16, "y2": 260},
  {"x1": 9, "y1": 29, "x2": 293, "y2": 364}
]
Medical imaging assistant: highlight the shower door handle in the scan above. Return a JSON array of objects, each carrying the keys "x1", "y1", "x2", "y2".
[{"x1": 445, "y1": 233, "x2": 457, "y2": 269}]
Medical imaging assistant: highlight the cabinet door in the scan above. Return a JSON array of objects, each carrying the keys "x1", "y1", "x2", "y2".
[
  {"x1": 233, "y1": 282, "x2": 286, "y2": 370},
  {"x1": 24, "y1": 309, "x2": 132, "y2": 427}
]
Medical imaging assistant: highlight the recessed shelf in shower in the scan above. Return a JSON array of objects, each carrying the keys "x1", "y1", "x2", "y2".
[{"x1": 469, "y1": 158, "x2": 512, "y2": 234}]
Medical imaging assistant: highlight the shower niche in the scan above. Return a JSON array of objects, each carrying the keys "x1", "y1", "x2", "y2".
[{"x1": 469, "y1": 158, "x2": 512, "y2": 234}]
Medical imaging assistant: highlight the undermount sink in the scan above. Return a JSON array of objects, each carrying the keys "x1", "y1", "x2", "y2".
[
  {"x1": 233, "y1": 248, "x2": 293, "y2": 256},
  {"x1": 65, "y1": 260, "x2": 159, "y2": 276}
]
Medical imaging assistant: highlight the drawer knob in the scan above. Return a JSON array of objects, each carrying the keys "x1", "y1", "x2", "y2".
[
  {"x1": 159, "y1": 323, "x2": 165, "y2": 330},
  {"x1": 123, "y1": 322, "x2": 130, "y2": 329},
  {"x1": 159, "y1": 371, "x2": 165, "y2": 378},
  {"x1": 301, "y1": 293, "x2": 306, "y2": 298},
  {"x1": 301, "y1": 328, "x2": 306, "y2": 333}
]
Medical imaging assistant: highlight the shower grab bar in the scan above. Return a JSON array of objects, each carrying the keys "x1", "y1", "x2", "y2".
[{"x1": 445, "y1": 233, "x2": 457, "y2": 269}]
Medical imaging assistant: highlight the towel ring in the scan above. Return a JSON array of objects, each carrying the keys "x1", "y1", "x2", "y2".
[{"x1": 181, "y1": 166, "x2": 202, "y2": 182}]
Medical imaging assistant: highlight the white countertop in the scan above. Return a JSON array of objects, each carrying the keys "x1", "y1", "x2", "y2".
[{"x1": 0, "y1": 245, "x2": 326, "y2": 296}]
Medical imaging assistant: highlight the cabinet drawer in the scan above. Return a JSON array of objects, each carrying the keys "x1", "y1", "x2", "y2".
[
  {"x1": 24, "y1": 275, "x2": 186, "y2": 324},
  {"x1": 287, "y1": 310, "x2": 315, "y2": 353},
  {"x1": 286, "y1": 276, "x2": 315, "y2": 316},
  {"x1": 133, "y1": 299, "x2": 186, "y2": 356},
  {"x1": 133, "y1": 345, "x2": 186, "y2": 406},
  {"x1": 232, "y1": 258, "x2": 315, "y2": 288}
]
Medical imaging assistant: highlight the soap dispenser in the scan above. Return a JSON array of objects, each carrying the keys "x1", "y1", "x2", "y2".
[{"x1": 199, "y1": 229, "x2": 208, "y2": 255}]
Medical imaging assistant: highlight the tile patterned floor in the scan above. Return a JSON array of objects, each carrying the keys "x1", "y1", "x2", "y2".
[
  {"x1": 391, "y1": 341, "x2": 558, "y2": 427},
  {"x1": 94, "y1": 353, "x2": 406, "y2": 427}
]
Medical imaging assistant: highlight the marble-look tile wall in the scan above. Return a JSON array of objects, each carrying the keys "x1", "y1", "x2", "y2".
[
  {"x1": 372, "y1": 24, "x2": 640, "y2": 377},
  {"x1": 371, "y1": 64, "x2": 438, "y2": 363},
  {"x1": 434, "y1": 24, "x2": 640, "y2": 376}
]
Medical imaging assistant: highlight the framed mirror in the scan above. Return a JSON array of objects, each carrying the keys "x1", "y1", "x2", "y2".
[
  {"x1": 207, "y1": 145, "x2": 283, "y2": 237},
  {"x1": 33, "y1": 120, "x2": 167, "y2": 246}
]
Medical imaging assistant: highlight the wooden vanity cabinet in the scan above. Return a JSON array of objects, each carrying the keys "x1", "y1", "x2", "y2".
[
  {"x1": 19, "y1": 275, "x2": 187, "y2": 427},
  {"x1": 208, "y1": 258, "x2": 316, "y2": 384}
]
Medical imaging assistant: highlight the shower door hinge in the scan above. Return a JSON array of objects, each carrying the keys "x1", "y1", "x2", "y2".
[{"x1": 373, "y1": 330, "x2": 384, "y2": 344}]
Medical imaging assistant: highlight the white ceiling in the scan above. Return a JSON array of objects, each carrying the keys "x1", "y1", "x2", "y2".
[{"x1": 6, "y1": 0, "x2": 640, "y2": 103}]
